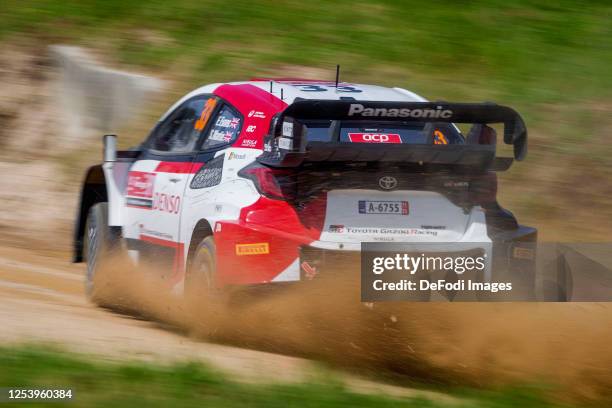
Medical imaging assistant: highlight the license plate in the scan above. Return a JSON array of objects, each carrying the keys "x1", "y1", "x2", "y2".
[{"x1": 358, "y1": 200, "x2": 409, "y2": 215}]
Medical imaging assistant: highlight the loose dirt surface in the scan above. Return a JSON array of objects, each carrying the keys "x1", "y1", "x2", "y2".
[
  {"x1": 0, "y1": 245, "x2": 458, "y2": 404},
  {"x1": 0, "y1": 247, "x2": 306, "y2": 383},
  {"x1": 4, "y1": 244, "x2": 612, "y2": 405}
]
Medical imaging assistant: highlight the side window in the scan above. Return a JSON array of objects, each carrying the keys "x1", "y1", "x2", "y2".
[
  {"x1": 201, "y1": 105, "x2": 242, "y2": 150},
  {"x1": 150, "y1": 96, "x2": 217, "y2": 153}
]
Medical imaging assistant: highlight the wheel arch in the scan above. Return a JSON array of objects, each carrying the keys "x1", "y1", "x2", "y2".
[
  {"x1": 186, "y1": 219, "x2": 214, "y2": 269},
  {"x1": 74, "y1": 165, "x2": 108, "y2": 262}
]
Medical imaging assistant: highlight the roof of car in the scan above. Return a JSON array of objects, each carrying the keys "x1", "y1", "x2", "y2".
[
  {"x1": 244, "y1": 79, "x2": 427, "y2": 104},
  {"x1": 161, "y1": 79, "x2": 427, "y2": 121}
]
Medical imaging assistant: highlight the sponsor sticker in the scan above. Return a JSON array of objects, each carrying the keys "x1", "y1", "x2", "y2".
[
  {"x1": 282, "y1": 121, "x2": 293, "y2": 137},
  {"x1": 328, "y1": 226, "x2": 438, "y2": 237},
  {"x1": 513, "y1": 246, "x2": 535, "y2": 260},
  {"x1": 235, "y1": 242, "x2": 270, "y2": 256},
  {"x1": 348, "y1": 133, "x2": 402, "y2": 144},
  {"x1": 139, "y1": 227, "x2": 173, "y2": 241},
  {"x1": 228, "y1": 152, "x2": 247, "y2": 160},
  {"x1": 127, "y1": 171, "x2": 156, "y2": 198},
  {"x1": 126, "y1": 171, "x2": 156, "y2": 209},
  {"x1": 301, "y1": 261, "x2": 318, "y2": 280},
  {"x1": 278, "y1": 137, "x2": 293, "y2": 150},
  {"x1": 152, "y1": 193, "x2": 180, "y2": 214},
  {"x1": 347, "y1": 103, "x2": 453, "y2": 119},
  {"x1": 358, "y1": 200, "x2": 409, "y2": 215},
  {"x1": 240, "y1": 139, "x2": 258, "y2": 148},
  {"x1": 248, "y1": 110, "x2": 266, "y2": 119},
  {"x1": 444, "y1": 181, "x2": 469, "y2": 188}
]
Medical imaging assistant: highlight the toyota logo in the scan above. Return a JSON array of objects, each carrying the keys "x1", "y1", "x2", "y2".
[{"x1": 378, "y1": 176, "x2": 398, "y2": 190}]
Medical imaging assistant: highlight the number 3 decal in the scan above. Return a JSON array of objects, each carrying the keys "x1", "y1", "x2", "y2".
[
  {"x1": 297, "y1": 85, "x2": 328, "y2": 92},
  {"x1": 295, "y1": 84, "x2": 363, "y2": 93},
  {"x1": 335, "y1": 85, "x2": 362, "y2": 93}
]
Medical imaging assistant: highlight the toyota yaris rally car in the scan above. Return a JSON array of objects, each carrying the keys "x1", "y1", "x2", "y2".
[{"x1": 74, "y1": 79, "x2": 536, "y2": 303}]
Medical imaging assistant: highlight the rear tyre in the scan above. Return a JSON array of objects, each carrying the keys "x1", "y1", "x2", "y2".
[
  {"x1": 83, "y1": 202, "x2": 122, "y2": 305},
  {"x1": 185, "y1": 235, "x2": 229, "y2": 336},
  {"x1": 185, "y1": 236, "x2": 218, "y2": 306}
]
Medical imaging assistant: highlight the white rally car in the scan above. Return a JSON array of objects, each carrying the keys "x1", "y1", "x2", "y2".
[{"x1": 73, "y1": 79, "x2": 536, "y2": 302}]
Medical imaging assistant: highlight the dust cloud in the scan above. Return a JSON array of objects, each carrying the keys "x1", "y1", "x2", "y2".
[{"x1": 92, "y1": 253, "x2": 612, "y2": 404}]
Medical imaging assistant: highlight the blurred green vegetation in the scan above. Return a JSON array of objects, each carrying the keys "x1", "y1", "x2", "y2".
[
  {"x1": 1, "y1": 0, "x2": 611, "y2": 107},
  {"x1": 0, "y1": 345, "x2": 571, "y2": 407},
  {"x1": 1, "y1": 0, "x2": 611, "y2": 236}
]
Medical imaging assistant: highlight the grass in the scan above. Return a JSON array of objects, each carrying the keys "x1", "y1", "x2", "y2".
[
  {"x1": 1, "y1": 0, "x2": 611, "y2": 105},
  {"x1": 0, "y1": 344, "x2": 573, "y2": 408},
  {"x1": 1, "y1": 1, "x2": 611, "y2": 237}
]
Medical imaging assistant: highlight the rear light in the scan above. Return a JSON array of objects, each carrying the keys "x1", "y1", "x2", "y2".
[{"x1": 238, "y1": 163, "x2": 295, "y2": 200}]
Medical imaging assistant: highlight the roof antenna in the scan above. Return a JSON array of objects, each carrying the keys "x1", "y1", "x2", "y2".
[
  {"x1": 335, "y1": 64, "x2": 340, "y2": 89},
  {"x1": 280, "y1": 87, "x2": 284, "y2": 100},
  {"x1": 269, "y1": 81, "x2": 273, "y2": 93}
]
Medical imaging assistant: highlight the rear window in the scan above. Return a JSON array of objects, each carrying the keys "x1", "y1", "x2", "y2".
[{"x1": 304, "y1": 121, "x2": 464, "y2": 145}]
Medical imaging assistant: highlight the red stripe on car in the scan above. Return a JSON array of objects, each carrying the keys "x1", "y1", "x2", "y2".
[
  {"x1": 139, "y1": 234, "x2": 181, "y2": 248},
  {"x1": 154, "y1": 162, "x2": 204, "y2": 174},
  {"x1": 214, "y1": 84, "x2": 287, "y2": 150}
]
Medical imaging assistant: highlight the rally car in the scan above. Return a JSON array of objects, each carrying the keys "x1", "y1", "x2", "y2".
[{"x1": 73, "y1": 79, "x2": 537, "y2": 303}]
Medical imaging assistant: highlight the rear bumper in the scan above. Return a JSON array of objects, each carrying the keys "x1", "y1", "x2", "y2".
[
  {"x1": 299, "y1": 244, "x2": 490, "y2": 280},
  {"x1": 298, "y1": 246, "x2": 360, "y2": 281},
  {"x1": 215, "y1": 217, "x2": 537, "y2": 291},
  {"x1": 299, "y1": 228, "x2": 537, "y2": 285}
]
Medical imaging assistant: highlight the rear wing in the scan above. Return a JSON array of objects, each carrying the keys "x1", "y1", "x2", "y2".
[{"x1": 257, "y1": 100, "x2": 527, "y2": 169}]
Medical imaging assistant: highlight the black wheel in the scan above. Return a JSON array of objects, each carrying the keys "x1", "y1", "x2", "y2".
[
  {"x1": 185, "y1": 235, "x2": 217, "y2": 306},
  {"x1": 83, "y1": 202, "x2": 122, "y2": 304}
]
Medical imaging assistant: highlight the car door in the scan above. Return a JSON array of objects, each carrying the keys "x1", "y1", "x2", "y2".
[
  {"x1": 124, "y1": 95, "x2": 218, "y2": 268},
  {"x1": 179, "y1": 102, "x2": 247, "y2": 260}
]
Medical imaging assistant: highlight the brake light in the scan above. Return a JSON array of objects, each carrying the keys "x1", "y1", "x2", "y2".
[{"x1": 239, "y1": 164, "x2": 294, "y2": 200}]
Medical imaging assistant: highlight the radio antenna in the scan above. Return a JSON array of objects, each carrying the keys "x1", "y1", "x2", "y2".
[
  {"x1": 280, "y1": 88, "x2": 284, "y2": 100},
  {"x1": 335, "y1": 65, "x2": 340, "y2": 89},
  {"x1": 269, "y1": 81, "x2": 273, "y2": 93}
]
